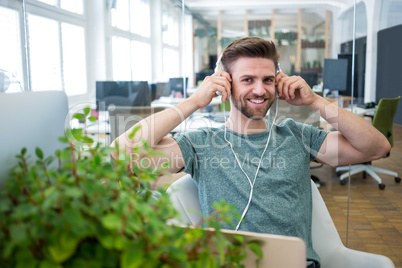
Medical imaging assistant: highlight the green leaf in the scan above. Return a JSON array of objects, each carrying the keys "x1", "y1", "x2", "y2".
[
  {"x1": 234, "y1": 235, "x2": 245, "y2": 244},
  {"x1": 10, "y1": 224, "x2": 27, "y2": 244},
  {"x1": 101, "y1": 213, "x2": 122, "y2": 230},
  {"x1": 128, "y1": 125, "x2": 141, "y2": 139},
  {"x1": 88, "y1": 116, "x2": 97, "y2": 122},
  {"x1": 64, "y1": 187, "x2": 83, "y2": 199},
  {"x1": 73, "y1": 113, "x2": 85, "y2": 121},
  {"x1": 45, "y1": 155, "x2": 55, "y2": 165},
  {"x1": 121, "y1": 240, "x2": 144, "y2": 268},
  {"x1": 247, "y1": 241, "x2": 263, "y2": 260},
  {"x1": 48, "y1": 231, "x2": 80, "y2": 263},
  {"x1": 39, "y1": 260, "x2": 63, "y2": 268},
  {"x1": 35, "y1": 147, "x2": 44, "y2": 160},
  {"x1": 83, "y1": 107, "x2": 91, "y2": 116},
  {"x1": 58, "y1": 137, "x2": 69, "y2": 143},
  {"x1": 21, "y1": 147, "x2": 27, "y2": 156},
  {"x1": 71, "y1": 128, "x2": 83, "y2": 140},
  {"x1": 97, "y1": 232, "x2": 115, "y2": 250}
]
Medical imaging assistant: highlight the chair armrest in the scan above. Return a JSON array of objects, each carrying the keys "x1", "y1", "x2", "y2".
[
  {"x1": 322, "y1": 245, "x2": 395, "y2": 268},
  {"x1": 166, "y1": 174, "x2": 202, "y2": 226}
]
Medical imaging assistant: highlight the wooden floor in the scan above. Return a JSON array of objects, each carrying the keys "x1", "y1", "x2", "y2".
[{"x1": 312, "y1": 124, "x2": 402, "y2": 267}]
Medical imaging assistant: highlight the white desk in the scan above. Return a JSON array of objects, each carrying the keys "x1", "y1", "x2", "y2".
[
  {"x1": 344, "y1": 106, "x2": 376, "y2": 116},
  {"x1": 320, "y1": 105, "x2": 376, "y2": 130},
  {"x1": 172, "y1": 112, "x2": 225, "y2": 134},
  {"x1": 151, "y1": 96, "x2": 223, "y2": 108}
]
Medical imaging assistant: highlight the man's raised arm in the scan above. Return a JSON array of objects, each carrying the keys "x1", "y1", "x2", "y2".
[
  {"x1": 110, "y1": 71, "x2": 232, "y2": 172},
  {"x1": 275, "y1": 72, "x2": 391, "y2": 166}
]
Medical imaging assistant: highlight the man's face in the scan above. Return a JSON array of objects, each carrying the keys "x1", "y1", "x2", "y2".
[{"x1": 229, "y1": 57, "x2": 276, "y2": 120}]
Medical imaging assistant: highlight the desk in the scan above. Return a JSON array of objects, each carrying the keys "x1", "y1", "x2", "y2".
[
  {"x1": 344, "y1": 106, "x2": 376, "y2": 116},
  {"x1": 151, "y1": 96, "x2": 223, "y2": 108},
  {"x1": 324, "y1": 95, "x2": 354, "y2": 108},
  {"x1": 171, "y1": 112, "x2": 225, "y2": 134},
  {"x1": 319, "y1": 105, "x2": 376, "y2": 131}
]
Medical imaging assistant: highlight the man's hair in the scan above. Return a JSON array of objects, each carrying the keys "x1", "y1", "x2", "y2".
[{"x1": 221, "y1": 37, "x2": 280, "y2": 74}]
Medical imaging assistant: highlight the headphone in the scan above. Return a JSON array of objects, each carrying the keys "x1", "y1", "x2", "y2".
[{"x1": 214, "y1": 53, "x2": 281, "y2": 231}]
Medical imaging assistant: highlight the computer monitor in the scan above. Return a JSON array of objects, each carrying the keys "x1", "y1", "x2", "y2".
[
  {"x1": 96, "y1": 81, "x2": 150, "y2": 111},
  {"x1": 195, "y1": 71, "x2": 213, "y2": 85},
  {"x1": 150, "y1": 82, "x2": 170, "y2": 100},
  {"x1": 322, "y1": 58, "x2": 348, "y2": 93},
  {"x1": 169, "y1": 77, "x2": 188, "y2": 96}
]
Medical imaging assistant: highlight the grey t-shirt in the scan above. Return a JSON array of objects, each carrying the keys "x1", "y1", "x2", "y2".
[{"x1": 173, "y1": 118, "x2": 328, "y2": 265}]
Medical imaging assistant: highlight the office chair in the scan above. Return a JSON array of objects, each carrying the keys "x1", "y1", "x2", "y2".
[
  {"x1": 108, "y1": 106, "x2": 166, "y2": 144},
  {"x1": 336, "y1": 96, "x2": 401, "y2": 189},
  {"x1": 167, "y1": 175, "x2": 395, "y2": 268}
]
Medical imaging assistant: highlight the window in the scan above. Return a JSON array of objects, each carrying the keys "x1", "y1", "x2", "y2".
[
  {"x1": 162, "y1": 9, "x2": 179, "y2": 46},
  {"x1": 0, "y1": 6, "x2": 24, "y2": 92},
  {"x1": 111, "y1": 0, "x2": 152, "y2": 81},
  {"x1": 37, "y1": 0, "x2": 84, "y2": 14},
  {"x1": 131, "y1": 41, "x2": 151, "y2": 81},
  {"x1": 163, "y1": 48, "x2": 180, "y2": 79},
  {"x1": 60, "y1": 0, "x2": 84, "y2": 15},
  {"x1": 27, "y1": 10, "x2": 87, "y2": 95},
  {"x1": 28, "y1": 14, "x2": 62, "y2": 92},
  {"x1": 131, "y1": 0, "x2": 150, "y2": 38},
  {"x1": 112, "y1": 37, "x2": 131, "y2": 80},
  {"x1": 0, "y1": 0, "x2": 87, "y2": 96},
  {"x1": 61, "y1": 23, "x2": 87, "y2": 95},
  {"x1": 161, "y1": 1, "x2": 181, "y2": 80}
]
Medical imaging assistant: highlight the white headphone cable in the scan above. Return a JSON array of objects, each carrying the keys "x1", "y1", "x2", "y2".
[
  {"x1": 215, "y1": 53, "x2": 281, "y2": 231},
  {"x1": 223, "y1": 95, "x2": 278, "y2": 231}
]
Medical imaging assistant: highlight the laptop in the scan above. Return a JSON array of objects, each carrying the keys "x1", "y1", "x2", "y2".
[
  {"x1": 209, "y1": 228, "x2": 306, "y2": 268},
  {"x1": 0, "y1": 91, "x2": 69, "y2": 185}
]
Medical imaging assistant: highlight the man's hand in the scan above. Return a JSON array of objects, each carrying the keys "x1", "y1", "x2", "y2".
[
  {"x1": 275, "y1": 72, "x2": 318, "y2": 107},
  {"x1": 189, "y1": 70, "x2": 232, "y2": 108}
]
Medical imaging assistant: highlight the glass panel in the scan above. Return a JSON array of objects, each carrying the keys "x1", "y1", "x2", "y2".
[
  {"x1": 0, "y1": 6, "x2": 24, "y2": 93},
  {"x1": 131, "y1": 40, "x2": 151, "y2": 81},
  {"x1": 112, "y1": 36, "x2": 131, "y2": 80},
  {"x1": 61, "y1": 23, "x2": 87, "y2": 95},
  {"x1": 162, "y1": 47, "x2": 180, "y2": 80},
  {"x1": 111, "y1": 0, "x2": 129, "y2": 31},
  {"x1": 36, "y1": 0, "x2": 56, "y2": 6},
  {"x1": 130, "y1": 0, "x2": 150, "y2": 37},
  {"x1": 351, "y1": 1, "x2": 402, "y2": 265},
  {"x1": 162, "y1": 6, "x2": 179, "y2": 46},
  {"x1": 28, "y1": 14, "x2": 62, "y2": 91},
  {"x1": 60, "y1": 0, "x2": 84, "y2": 15},
  {"x1": 380, "y1": 0, "x2": 402, "y2": 29}
]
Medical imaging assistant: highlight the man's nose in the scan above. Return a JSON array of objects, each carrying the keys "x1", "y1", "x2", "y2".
[{"x1": 252, "y1": 81, "x2": 266, "y2": 96}]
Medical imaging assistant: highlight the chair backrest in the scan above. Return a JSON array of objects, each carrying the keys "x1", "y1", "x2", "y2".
[
  {"x1": 372, "y1": 96, "x2": 401, "y2": 147},
  {"x1": 0, "y1": 91, "x2": 69, "y2": 185},
  {"x1": 108, "y1": 106, "x2": 166, "y2": 143}
]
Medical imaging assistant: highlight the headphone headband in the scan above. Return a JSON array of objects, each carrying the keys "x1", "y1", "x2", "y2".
[{"x1": 215, "y1": 53, "x2": 224, "y2": 73}]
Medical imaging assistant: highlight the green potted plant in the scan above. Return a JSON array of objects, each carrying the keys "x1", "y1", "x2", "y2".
[{"x1": 0, "y1": 107, "x2": 261, "y2": 267}]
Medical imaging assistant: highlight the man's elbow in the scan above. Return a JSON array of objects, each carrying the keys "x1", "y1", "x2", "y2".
[{"x1": 371, "y1": 139, "x2": 391, "y2": 160}]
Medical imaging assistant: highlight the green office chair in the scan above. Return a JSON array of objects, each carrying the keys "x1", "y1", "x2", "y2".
[{"x1": 336, "y1": 96, "x2": 401, "y2": 190}]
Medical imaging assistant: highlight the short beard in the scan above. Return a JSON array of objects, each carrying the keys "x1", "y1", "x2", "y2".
[{"x1": 231, "y1": 95, "x2": 272, "y2": 120}]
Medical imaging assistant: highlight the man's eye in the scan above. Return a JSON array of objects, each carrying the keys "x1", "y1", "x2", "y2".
[{"x1": 243, "y1": 78, "x2": 252, "y2": 82}]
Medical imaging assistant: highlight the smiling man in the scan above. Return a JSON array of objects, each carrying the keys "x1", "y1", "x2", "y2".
[{"x1": 111, "y1": 37, "x2": 390, "y2": 267}]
